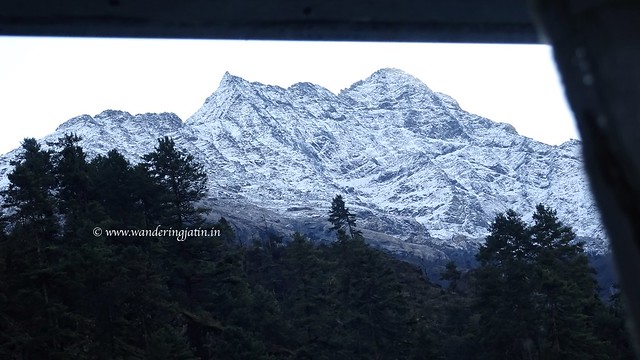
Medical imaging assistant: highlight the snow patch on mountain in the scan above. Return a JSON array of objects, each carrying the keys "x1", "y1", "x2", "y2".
[{"x1": 0, "y1": 68, "x2": 608, "y2": 256}]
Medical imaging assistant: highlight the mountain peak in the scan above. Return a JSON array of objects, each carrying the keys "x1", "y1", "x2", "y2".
[
  {"x1": 369, "y1": 67, "x2": 418, "y2": 81},
  {"x1": 197, "y1": 71, "x2": 251, "y2": 111},
  {"x1": 365, "y1": 68, "x2": 428, "y2": 87},
  {"x1": 339, "y1": 68, "x2": 435, "y2": 107},
  {"x1": 219, "y1": 71, "x2": 249, "y2": 88},
  {"x1": 56, "y1": 114, "x2": 96, "y2": 131},
  {"x1": 95, "y1": 110, "x2": 133, "y2": 122}
]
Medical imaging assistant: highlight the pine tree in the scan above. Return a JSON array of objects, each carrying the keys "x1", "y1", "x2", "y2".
[
  {"x1": 474, "y1": 205, "x2": 619, "y2": 360},
  {"x1": 327, "y1": 196, "x2": 414, "y2": 358},
  {"x1": 529, "y1": 204, "x2": 606, "y2": 359},
  {"x1": 0, "y1": 137, "x2": 199, "y2": 359},
  {"x1": 142, "y1": 136, "x2": 208, "y2": 228},
  {"x1": 2, "y1": 138, "x2": 57, "y2": 231},
  {"x1": 328, "y1": 194, "x2": 362, "y2": 241},
  {"x1": 0, "y1": 139, "x2": 59, "y2": 356},
  {"x1": 50, "y1": 133, "x2": 104, "y2": 241},
  {"x1": 0, "y1": 138, "x2": 90, "y2": 358},
  {"x1": 474, "y1": 209, "x2": 542, "y2": 360}
]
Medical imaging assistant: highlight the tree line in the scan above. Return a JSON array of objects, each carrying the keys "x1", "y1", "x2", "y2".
[{"x1": 0, "y1": 135, "x2": 633, "y2": 359}]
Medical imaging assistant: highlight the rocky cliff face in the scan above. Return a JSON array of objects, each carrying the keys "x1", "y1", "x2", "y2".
[{"x1": 0, "y1": 68, "x2": 607, "y2": 260}]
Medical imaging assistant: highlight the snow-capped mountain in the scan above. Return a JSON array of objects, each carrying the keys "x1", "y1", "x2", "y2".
[{"x1": 0, "y1": 68, "x2": 608, "y2": 258}]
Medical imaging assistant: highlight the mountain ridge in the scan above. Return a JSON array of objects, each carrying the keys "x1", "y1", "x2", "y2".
[{"x1": 0, "y1": 68, "x2": 607, "y2": 258}]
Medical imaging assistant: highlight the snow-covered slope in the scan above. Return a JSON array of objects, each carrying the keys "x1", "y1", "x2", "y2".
[{"x1": 0, "y1": 68, "x2": 608, "y2": 256}]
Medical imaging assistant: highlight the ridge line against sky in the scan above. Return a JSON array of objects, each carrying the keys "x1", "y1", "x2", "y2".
[{"x1": 0, "y1": 37, "x2": 579, "y2": 154}]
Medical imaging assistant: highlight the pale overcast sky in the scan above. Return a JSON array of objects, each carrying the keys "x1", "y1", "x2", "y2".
[{"x1": 0, "y1": 37, "x2": 579, "y2": 154}]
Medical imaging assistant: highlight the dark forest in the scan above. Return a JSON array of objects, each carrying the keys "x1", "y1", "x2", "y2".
[{"x1": 0, "y1": 135, "x2": 632, "y2": 359}]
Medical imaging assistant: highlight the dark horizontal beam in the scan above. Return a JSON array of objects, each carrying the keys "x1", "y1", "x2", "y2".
[{"x1": 0, "y1": 0, "x2": 539, "y2": 43}]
